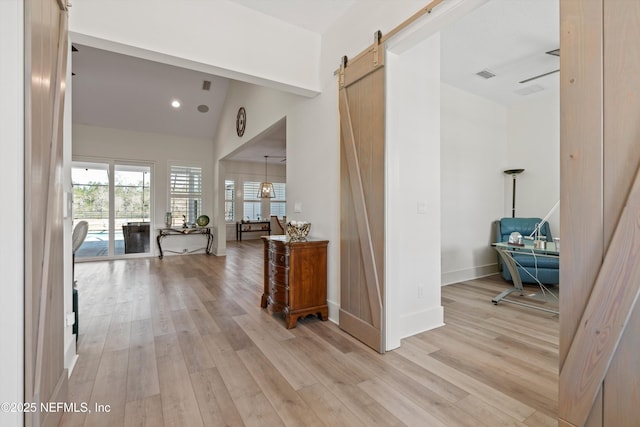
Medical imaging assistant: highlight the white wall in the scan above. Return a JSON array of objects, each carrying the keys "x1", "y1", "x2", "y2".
[
  {"x1": 386, "y1": 33, "x2": 444, "y2": 350},
  {"x1": 506, "y1": 92, "x2": 560, "y2": 235},
  {"x1": 210, "y1": 2, "x2": 431, "y2": 324},
  {"x1": 73, "y1": 124, "x2": 215, "y2": 256},
  {"x1": 440, "y1": 83, "x2": 507, "y2": 284},
  {"x1": 0, "y1": 0, "x2": 24, "y2": 424},
  {"x1": 439, "y1": 86, "x2": 559, "y2": 284}
]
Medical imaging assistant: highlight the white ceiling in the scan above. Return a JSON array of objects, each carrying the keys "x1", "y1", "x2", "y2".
[
  {"x1": 71, "y1": 0, "x2": 558, "y2": 163},
  {"x1": 72, "y1": 46, "x2": 230, "y2": 140},
  {"x1": 441, "y1": 0, "x2": 559, "y2": 106},
  {"x1": 229, "y1": 0, "x2": 356, "y2": 34}
]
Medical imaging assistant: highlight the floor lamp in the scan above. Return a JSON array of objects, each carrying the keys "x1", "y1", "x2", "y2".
[{"x1": 504, "y1": 168, "x2": 524, "y2": 218}]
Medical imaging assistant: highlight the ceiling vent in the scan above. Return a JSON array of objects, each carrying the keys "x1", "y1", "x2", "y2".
[
  {"x1": 202, "y1": 80, "x2": 211, "y2": 91},
  {"x1": 475, "y1": 69, "x2": 496, "y2": 79}
]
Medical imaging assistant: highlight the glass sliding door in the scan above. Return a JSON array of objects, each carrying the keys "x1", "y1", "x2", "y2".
[
  {"x1": 72, "y1": 161, "x2": 153, "y2": 259},
  {"x1": 115, "y1": 164, "x2": 151, "y2": 255},
  {"x1": 72, "y1": 162, "x2": 110, "y2": 258}
]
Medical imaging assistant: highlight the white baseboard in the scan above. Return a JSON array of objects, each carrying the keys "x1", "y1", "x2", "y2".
[
  {"x1": 64, "y1": 337, "x2": 78, "y2": 376},
  {"x1": 441, "y1": 263, "x2": 499, "y2": 286},
  {"x1": 212, "y1": 247, "x2": 226, "y2": 256},
  {"x1": 397, "y1": 305, "x2": 444, "y2": 345},
  {"x1": 327, "y1": 299, "x2": 339, "y2": 324}
]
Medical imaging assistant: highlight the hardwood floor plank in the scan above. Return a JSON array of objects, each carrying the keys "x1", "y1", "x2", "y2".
[
  {"x1": 187, "y1": 305, "x2": 222, "y2": 336},
  {"x1": 177, "y1": 329, "x2": 216, "y2": 373},
  {"x1": 189, "y1": 368, "x2": 245, "y2": 427},
  {"x1": 349, "y1": 348, "x2": 469, "y2": 404},
  {"x1": 71, "y1": 314, "x2": 111, "y2": 384},
  {"x1": 155, "y1": 333, "x2": 205, "y2": 427},
  {"x1": 123, "y1": 394, "x2": 164, "y2": 427},
  {"x1": 58, "y1": 378, "x2": 93, "y2": 427},
  {"x1": 359, "y1": 377, "x2": 450, "y2": 427},
  {"x1": 297, "y1": 383, "x2": 367, "y2": 427},
  {"x1": 103, "y1": 303, "x2": 132, "y2": 352},
  {"x1": 524, "y1": 410, "x2": 559, "y2": 427},
  {"x1": 149, "y1": 283, "x2": 176, "y2": 337},
  {"x1": 238, "y1": 346, "x2": 325, "y2": 427},
  {"x1": 282, "y1": 338, "x2": 403, "y2": 426},
  {"x1": 84, "y1": 348, "x2": 129, "y2": 427},
  {"x1": 71, "y1": 242, "x2": 559, "y2": 426},
  {"x1": 129, "y1": 318, "x2": 155, "y2": 347},
  {"x1": 203, "y1": 331, "x2": 283, "y2": 426},
  {"x1": 233, "y1": 314, "x2": 318, "y2": 391},
  {"x1": 395, "y1": 345, "x2": 537, "y2": 421},
  {"x1": 126, "y1": 342, "x2": 160, "y2": 402},
  {"x1": 170, "y1": 308, "x2": 199, "y2": 334},
  {"x1": 454, "y1": 394, "x2": 528, "y2": 427}
]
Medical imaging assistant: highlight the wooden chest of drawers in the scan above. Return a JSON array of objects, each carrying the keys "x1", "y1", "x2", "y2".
[{"x1": 260, "y1": 236, "x2": 329, "y2": 328}]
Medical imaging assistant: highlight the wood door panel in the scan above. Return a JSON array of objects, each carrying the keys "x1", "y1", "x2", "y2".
[
  {"x1": 603, "y1": 302, "x2": 640, "y2": 425},
  {"x1": 340, "y1": 86, "x2": 383, "y2": 327},
  {"x1": 24, "y1": 1, "x2": 69, "y2": 425},
  {"x1": 603, "y1": 0, "x2": 640, "y2": 250},
  {"x1": 339, "y1": 48, "x2": 385, "y2": 352},
  {"x1": 559, "y1": 0, "x2": 604, "y2": 367},
  {"x1": 560, "y1": 0, "x2": 640, "y2": 425}
]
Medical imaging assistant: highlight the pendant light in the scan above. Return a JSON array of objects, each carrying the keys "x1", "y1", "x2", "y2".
[{"x1": 258, "y1": 156, "x2": 275, "y2": 198}]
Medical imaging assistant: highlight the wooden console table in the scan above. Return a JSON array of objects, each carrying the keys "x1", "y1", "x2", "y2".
[
  {"x1": 261, "y1": 236, "x2": 329, "y2": 328},
  {"x1": 236, "y1": 220, "x2": 271, "y2": 241},
  {"x1": 156, "y1": 227, "x2": 213, "y2": 258}
]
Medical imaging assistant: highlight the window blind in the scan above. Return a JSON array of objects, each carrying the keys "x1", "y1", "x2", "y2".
[{"x1": 170, "y1": 165, "x2": 202, "y2": 225}]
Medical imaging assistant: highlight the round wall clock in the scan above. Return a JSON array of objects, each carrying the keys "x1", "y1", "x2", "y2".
[{"x1": 236, "y1": 107, "x2": 246, "y2": 137}]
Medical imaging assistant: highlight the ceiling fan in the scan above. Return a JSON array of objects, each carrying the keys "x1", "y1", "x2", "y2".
[{"x1": 519, "y1": 49, "x2": 559, "y2": 84}]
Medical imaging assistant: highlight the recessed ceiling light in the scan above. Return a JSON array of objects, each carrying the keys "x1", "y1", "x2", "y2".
[
  {"x1": 197, "y1": 104, "x2": 209, "y2": 113},
  {"x1": 171, "y1": 100, "x2": 181, "y2": 108}
]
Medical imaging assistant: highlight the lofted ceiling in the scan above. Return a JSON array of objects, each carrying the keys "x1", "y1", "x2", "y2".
[{"x1": 71, "y1": 0, "x2": 558, "y2": 163}]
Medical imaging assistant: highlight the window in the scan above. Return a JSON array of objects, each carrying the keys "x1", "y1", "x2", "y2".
[
  {"x1": 270, "y1": 182, "x2": 286, "y2": 218},
  {"x1": 169, "y1": 165, "x2": 202, "y2": 226},
  {"x1": 72, "y1": 161, "x2": 152, "y2": 258},
  {"x1": 243, "y1": 181, "x2": 262, "y2": 220},
  {"x1": 224, "y1": 180, "x2": 235, "y2": 222}
]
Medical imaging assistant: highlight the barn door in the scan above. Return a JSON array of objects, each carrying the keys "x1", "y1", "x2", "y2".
[
  {"x1": 338, "y1": 34, "x2": 385, "y2": 353},
  {"x1": 24, "y1": 0, "x2": 69, "y2": 425},
  {"x1": 559, "y1": 0, "x2": 640, "y2": 425}
]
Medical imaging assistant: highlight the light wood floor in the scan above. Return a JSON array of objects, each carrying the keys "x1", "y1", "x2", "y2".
[{"x1": 61, "y1": 240, "x2": 559, "y2": 427}]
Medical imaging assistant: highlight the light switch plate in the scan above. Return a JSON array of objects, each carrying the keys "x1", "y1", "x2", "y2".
[{"x1": 294, "y1": 202, "x2": 302, "y2": 213}]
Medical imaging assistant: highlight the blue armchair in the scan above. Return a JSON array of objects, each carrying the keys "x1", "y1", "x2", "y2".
[{"x1": 494, "y1": 217, "x2": 559, "y2": 285}]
